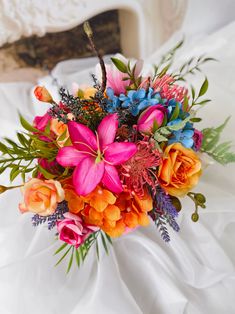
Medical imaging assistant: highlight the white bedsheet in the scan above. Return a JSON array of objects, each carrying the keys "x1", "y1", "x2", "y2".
[{"x1": 0, "y1": 21, "x2": 235, "y2": 314}]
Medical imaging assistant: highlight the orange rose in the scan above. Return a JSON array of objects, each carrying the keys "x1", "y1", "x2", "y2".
[
  {"x1": 19, "y1": 178, "x2": 65, "y2": 216},
  {"x1": 50, "y1": 118, "x2": 70, "y2": 147},
  {"x1": 158, "y1": 143, "x2": 202, "y2": 197},
  {"x1": 34, "y1": 86, "x2": 53, "y2": 103}
]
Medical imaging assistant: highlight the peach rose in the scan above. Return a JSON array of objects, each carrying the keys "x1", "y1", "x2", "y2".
[
  {"x1": 19, "y1": 178, "x2": 65, "y2": 216},
  {"x1": 158, "y1": 143, "x2": 202, "y2": 197}
]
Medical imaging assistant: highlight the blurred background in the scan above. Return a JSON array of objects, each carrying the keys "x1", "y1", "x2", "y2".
[{"x1": 1, "y1": 0, "x2": 234, "y2": 84}]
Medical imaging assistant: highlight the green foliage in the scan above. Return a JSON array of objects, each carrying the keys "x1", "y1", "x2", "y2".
[
  {"x1": 153, "y1": 39, "x2": 184, "y2": 79},
  {"x1": 111, "y1": 57, "x2": 142, "y2": 89},
  {"x1": 187, "y1": 192, "x2": 207, "y2": 222},
  {"x1": 201, "y1": 117, "x2": 235, "y2": 164},
  {"x1": 111, "y1": 57, "x2": 127, "y2": 73},
  {"x1": 188, "y1": 77, "x2": 211, "y2": 109},
  {"x1": 154, "y1": 115, "x2": 192, "y2": 144},
  {"x1": 54, "y1": 231, "x2": 112, "y2": 273},
  {"x1": 173, "y1": 56, "x2": 217, "y2": 81},
  {"x1": 0, "y1": 114, "x2": 59, "y2": 181}
]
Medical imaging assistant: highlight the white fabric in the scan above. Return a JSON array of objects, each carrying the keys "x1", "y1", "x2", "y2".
[{"x1": 0, "y1": 21, "x2": 235, "y2": 314}]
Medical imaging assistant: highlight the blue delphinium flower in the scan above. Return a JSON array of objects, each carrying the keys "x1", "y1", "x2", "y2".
[
  {"x1": 168, "y1": 119, "x2": 194, "y2": 148},
  {"x1": 119, "y1": 88, "x2": 164, "y2": 116},
  {"x1": 105, "y1": 87, "x2": 121, "y2": 113}
]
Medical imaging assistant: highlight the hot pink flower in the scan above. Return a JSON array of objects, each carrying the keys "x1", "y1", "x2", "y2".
[
  {"x1": 33, "y1": 112, "x2": 51, "y2": 132},
  {"x1": 137, "y1": 105, "x2": 166, "y2": 134},
  {"x1": 193, "y1": 129, "x2": 203, "y2": 151},
  {"x1": 56, "y1": 114, "x2": 137, "y2": 196},
  {"x1": 57, "y1": 212, "x2": 99, "y2": 248}
]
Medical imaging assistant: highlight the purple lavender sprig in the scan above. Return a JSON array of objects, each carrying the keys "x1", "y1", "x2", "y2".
[
  {"x1": 32, "y1": 201, "x2": 69, "y2": 230},
  {"x1": 155, "y1": 188, "x2": 178, "y2": 218}
]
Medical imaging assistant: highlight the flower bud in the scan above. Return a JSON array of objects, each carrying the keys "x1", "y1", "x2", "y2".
[
  {"x1": 191, "y1": 212, "x2": 199, "y2": 222},
  {"x1": 0, "y1": 185, "x2": 8, "y2": 194},
  {"x1": 195, "y1": 193, "x2": 206, "y2": 204},
  {"x1": 34, "y1": 86, "x2": 53, "y2": 103},
  {"x1": 137, "y1": 105, "x2": 166, "y2": 134}
]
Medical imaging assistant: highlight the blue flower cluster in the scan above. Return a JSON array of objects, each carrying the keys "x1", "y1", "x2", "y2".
[
  {"x1": 166, "y1": 99, "x2": 194, "y2": 148},
  {"x1": 105, "y1": 87, "x2": 165, "y2": 116}
]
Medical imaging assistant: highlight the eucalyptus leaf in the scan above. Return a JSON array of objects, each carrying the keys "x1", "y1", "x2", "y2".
[
  {"x1": 154, "y1": 133, "x2": 168, "y2": 143},
  {"x1": 198, "y1": 77, "x2": 209, "y2": 97},
  {"x1": 111, "y1": 58, "x2": 127, "y2": 73}
]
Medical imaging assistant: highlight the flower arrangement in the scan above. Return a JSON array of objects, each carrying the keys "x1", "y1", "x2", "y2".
[{"x1": 0, "y1": 22, "x2": 235, "y2": 272}]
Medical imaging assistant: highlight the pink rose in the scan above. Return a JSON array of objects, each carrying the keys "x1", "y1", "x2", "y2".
[
  {"x1": 57, "y1": 212, "x2": 99, "y2": 248},
  {"x1": 193, "y1": 129, "x2": 203, "y2": 151},
  {"x1": 137, "y1": 105, "x2": 166, "y2": 134}
]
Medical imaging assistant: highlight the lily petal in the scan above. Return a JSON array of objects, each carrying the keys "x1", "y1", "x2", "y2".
[
  {"x1": 97, "y1": 114, "x2": 118, "y2": 150},
  {"x1": 102, "y1": 164, "x2": 123, "y2": 193},
  {"x1": 68, "y1": 121, "x2": 97, "y2": 152},
  {"x1": 73, "y1": 158, "x2": 105, "y2": 196},
  {"x1": 56, "y1": 146, "x2": 86, "y2": 167},
  {"x1": 104, "y1": 142, "x2": 137, "y2": 165}
]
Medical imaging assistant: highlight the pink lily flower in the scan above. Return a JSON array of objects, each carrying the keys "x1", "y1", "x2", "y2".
[{"x1": 56, "y1": 114, "x2": 137, "y2": 196}]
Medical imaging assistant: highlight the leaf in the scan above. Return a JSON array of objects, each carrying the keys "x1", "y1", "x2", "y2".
[
  {"x1": 100, "y1": 232, "x2": 109, "y2": 254},
  {"x1": 57, "y1": 129, "x2": 68, "y2": 142},
  {"x1": 183, "y1": 96, "x2": 189, "y2": 112},
  {"x1": 190, "y1": 117, "x2": 202, "y2": 123},
  {"x1": 44, "y1": 120, "x2": 51, "y2": 135},
  {"x1": 21, "y1": 171, "x2": 26, "y2": 183},
  {"x1": 198, "y1": 77, "x2": 209, "y2": 97},
  {"x1": 17, "y1": 133, "x2": 28, "y2": 147},
  {"x1": 154, "y1": 133, "x2": 168, "y2": 143},
  {"x1": 19, "y1": 114, "x2": 38, "y2": 133},
  {"x1": 104, "y1": 233, "x2": 112, "y2": 245},
  {"x1": 38, "y1": 165, "x2": 56, "y2": 179},
  {"x1": 55, "y1": 245, "x2": 72, "y2": 266},
  {"x1": 0, "y1": 143, "x2": 8, "y2": 154},
  {"x1": 75, "y1": 248, "x2": 80, "y2": 268},
  {"x1": 201, "y1": 117, "x2": 235, "y2": 164},
  {"x1": 96, "y1": 241, "x2": 100, "y2": 260},
  {"x1": 10, "y1": 166, "x2": 20, "y2": 182},
  {"x1": 159, "y1": 127, "x2": 171, "y2": 136},
  {"x1": 66, "y1": 247, "x2": 74, "y2": 274},
  {"x1": 54, "y1": 242, "x2": 68, "y2": 255},
  {"x1": 158, "y1": 63, "x2": 171, "y2": 78},
  {"x1": 111, "y1": 58, "x2": 127, "y2": 73},
  {"x1": 201, "y1": 117, "x2": 230, "y2": 151},
  {"x1": 167, "y1": 116, "x2": 191, "y2": 131},
  {"x1": 170, "y1": 103, "x2": 180, "y2": 121},
  {"x1": 191, "y1": 85, "x2": 195, "y2": 100},
  {"x1": 196, "y1": 99, "x2": 211, "y2": 105}
]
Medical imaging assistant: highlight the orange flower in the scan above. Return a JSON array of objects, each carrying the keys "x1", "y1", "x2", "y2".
[
  {"x1": 50, "y1": 118, "x2": 70, "y2": 147},
  {"x1": 19, "y1": 178, "x2": 64, "y2": 216},
  {"x1": 81, "y1": 188, "x2": 153, "y2": 237},
  {"x1": 82, "y1": 186, "x2": 116, "y2": 212},
  {"x1": 34, "y1": 86, "x2": 53, "y2": 103},
  {"x1": 158, "y1": 143, "x2": 202, "y2": 197},
  {"x1": 116, "y1": 190, "x2": 153, "y2": 228},
  {"x1": 62, "y1": 178, "x2": 84, "y2": 214}
]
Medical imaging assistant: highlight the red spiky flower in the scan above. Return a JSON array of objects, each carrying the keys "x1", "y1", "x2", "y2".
[{"x1": 119, "y1": 140, "x2": 162, "y2": 197}]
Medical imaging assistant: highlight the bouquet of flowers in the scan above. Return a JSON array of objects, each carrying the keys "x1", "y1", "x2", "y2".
[{"x1": 0, "y1": 23, "x2": 234, "y2": 272}]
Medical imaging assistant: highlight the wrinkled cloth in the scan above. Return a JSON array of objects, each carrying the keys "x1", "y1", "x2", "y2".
[{"x1": 0, "y1": 21, "x2": 235, "y2": 314}]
